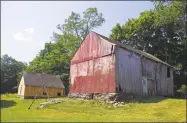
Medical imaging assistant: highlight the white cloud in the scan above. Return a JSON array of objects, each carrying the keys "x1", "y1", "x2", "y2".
[
  {"x1": 12, "y1": 32, "x2": 32, "y2": 42},
  {"x1": 39, "y1": 41, "x2": 45, "y2": 45},
  {"x1": 12, "y1": 32, "x2": 24, "y2": 41},
  {"x1": 12, "y1": 28, "x2": 35, "y2": 42},
  {"x1": 24, "y1": 28, "x2": 34, "y2": 34}
]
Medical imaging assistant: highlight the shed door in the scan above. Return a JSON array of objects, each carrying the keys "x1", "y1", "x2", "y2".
[{"x1": 142, "y1": 77, "x2": 147, "y2": 96}]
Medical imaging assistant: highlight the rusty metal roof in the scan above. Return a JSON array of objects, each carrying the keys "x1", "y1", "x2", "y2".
[
  {"x1": 23, "y1": 71, "x2": 65, "y2": 88},
  {"x1": 92, "y1": 31, "x2": 173, "y2": 68}
]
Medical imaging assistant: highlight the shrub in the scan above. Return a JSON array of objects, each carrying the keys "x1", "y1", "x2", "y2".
[{"x1": 177, "y1": 85, "x2": 187, "y2": 98}]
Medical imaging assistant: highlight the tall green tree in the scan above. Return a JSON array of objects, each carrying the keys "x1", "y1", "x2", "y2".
[
  {"x1": 26, "y1": 8, "x2": 105, "y2": 94},
  {"x1": 109, "y1": 1, "x2": 186, "y2": 88},
  {"x1": 1, "y1": 54, "x2": 27, "y2": 84},
  {"x1": 55, "y1": 8, "x2": 105, "y2": 42}
]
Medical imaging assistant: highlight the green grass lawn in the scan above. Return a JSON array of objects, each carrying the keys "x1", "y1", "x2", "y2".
[{"x1": 1, "y1": 93, "x2": 186, "y2": 122}]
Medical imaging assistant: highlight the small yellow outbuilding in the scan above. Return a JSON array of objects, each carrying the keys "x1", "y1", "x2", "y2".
[{"x1": 18, "y1": 71, "x2": 65, "y2": 99}]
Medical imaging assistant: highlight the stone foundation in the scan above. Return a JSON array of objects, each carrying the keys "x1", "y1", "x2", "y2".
[
  {"x1": 68, "y1": 93, "x2": 94, "y2": 100},
  {"x1": 68, "y1": 92, "x2": 135, "y2": 102},
  {"x1": 38, "y1": 99, "x2": 64, "y2": 109}
]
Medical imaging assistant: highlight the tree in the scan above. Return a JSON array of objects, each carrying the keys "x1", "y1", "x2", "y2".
[
  {"x1": 81, "y1": 8, "x2": 105, "y2": 38},
  {"x1": 55, "y1": 7, "x2": 105, "y2": 42},
  {"x1": 177, "y1": 85, "x2": 187, "y2": 98},
  {"x1": 109, "y1": 1, "x2": 186, "y2": 89},
  {"x1": 153, "y1": 1, "x2": 186, "y2": 88},
  {"x1": 109, "y1": 23, "x2": 125, "y2": 43},
  {"x1": 26, "y1": 8, "x2": 105, "y2": 94},
  {"x1": 1, "y1": 54, "x2": 27, "y2": 85}
]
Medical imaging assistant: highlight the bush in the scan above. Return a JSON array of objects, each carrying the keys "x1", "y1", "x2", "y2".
[{"x1": 177, "y1": 85, "x2": 187, "y2": 98}]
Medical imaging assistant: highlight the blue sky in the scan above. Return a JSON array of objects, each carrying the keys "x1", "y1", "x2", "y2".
[{"x1": 1, "y1": 1, "x2": 154, "y2": 63}]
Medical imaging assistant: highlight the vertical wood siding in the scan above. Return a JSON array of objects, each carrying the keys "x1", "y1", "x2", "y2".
[
  {"x1": 116, "y1": 47, "x2": 174, "y2": 96},
  {"x1": 115, "y1": 48, "x2": 142, "y2": 95},
  {"x1": 70, "y1": 32, "x2": 116, "y2": 94},
  {"x1": 24, "y1": 86, "x2": 64, "y2": 97},
  {"x1": 70, "y1": 55, "x2": 116, "y2": 93},
  {"x1": 158, "y1": 64, "x2": 174, "y2": 96},
  {"x1": 141, "y1": 57, "x2": 157, "y2": 96},
  {"x1": 71, "y1": 32, "x2": 113, "y2": 65}
]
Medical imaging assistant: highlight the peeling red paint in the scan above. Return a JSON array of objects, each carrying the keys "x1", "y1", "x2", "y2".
[
  {"x1": 70, "y1": 32, "x2": 116, "y2": 93},
  {"x1": 70, "y1": 55, "x2": 116, "y2": 93},
  {"x1": 71, "y1": 32, "x2": 113, "y2": 65}
]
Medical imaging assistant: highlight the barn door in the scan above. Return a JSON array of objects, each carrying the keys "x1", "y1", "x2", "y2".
[
  {"x1": 142, "y1": 77, "x2": 148, "y2": 96},
  {"x1": 147, "y1": 79, "x2": 155, "y2": 96}
]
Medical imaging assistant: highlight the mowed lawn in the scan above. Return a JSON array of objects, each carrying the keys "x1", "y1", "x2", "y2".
[{"x1": 1, "y1": 94, "x2": 186, "y2": 122}]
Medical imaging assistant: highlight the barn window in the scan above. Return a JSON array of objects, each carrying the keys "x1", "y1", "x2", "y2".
[
  {"x1": 57, "y1": 92, "x2": 61, "y2": 96},
  {"x1": 167, "y1": 67, "x2": 170, "y2": 78},
  {"x1": 43, "y1": 92, "x2": 47, "y2": 95}
]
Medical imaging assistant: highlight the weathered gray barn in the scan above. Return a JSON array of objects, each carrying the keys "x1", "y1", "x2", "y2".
[{"x1": 69, "y1": 32, "x2": 174, "y2": 97}]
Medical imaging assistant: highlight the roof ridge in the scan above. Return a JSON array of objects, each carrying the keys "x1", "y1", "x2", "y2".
[
  {"x1": 23, "y1": 71, "x2": 60, "y2": 77},
  {"x1": 92, "y1": 32, "x2": 172, "y2": 67}
]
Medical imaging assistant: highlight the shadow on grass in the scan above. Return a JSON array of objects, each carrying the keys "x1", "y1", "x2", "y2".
[
  {"x1": 0, "y1": 100, "x2": 16, "y2": 108},
  {"x1": 134, "y1": 96, "x2": 167, "y2": 103},
  {"x1": 113, "y1": 92, "x2": 168, "y2": 103}
]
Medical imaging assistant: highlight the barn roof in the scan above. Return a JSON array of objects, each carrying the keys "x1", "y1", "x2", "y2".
[
  {"x1": 92, "y1": 31, "x2": 173, "y2": 68},
  {"x1": 23, "y1": 72, "x2": 65, "y2": 88}
]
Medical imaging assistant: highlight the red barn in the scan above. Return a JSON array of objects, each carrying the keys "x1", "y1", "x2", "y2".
[{"x1": 69, "y1": 32, "x2": 174, "y2": 97}]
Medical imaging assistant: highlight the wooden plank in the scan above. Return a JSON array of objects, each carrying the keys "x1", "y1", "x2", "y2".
[
  {"x1": 116, "y1": 48, "x2": 142, "y2": 95},
  {"x1": 24, "y1": 85, "x2": 64, "y2": 97}
]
